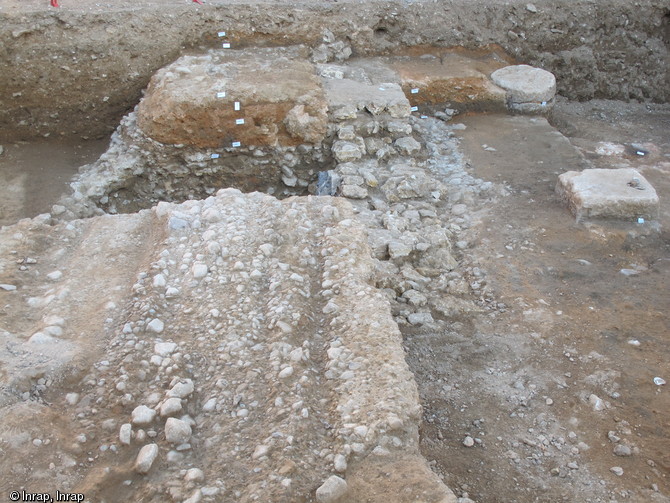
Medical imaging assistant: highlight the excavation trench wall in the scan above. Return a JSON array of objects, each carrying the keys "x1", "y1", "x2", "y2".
[{"x1": 1, "y1": 0, "x2": 668, "y2": 142}]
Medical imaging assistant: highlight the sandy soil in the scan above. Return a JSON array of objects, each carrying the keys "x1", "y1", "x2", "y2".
[{"x1": 406, "y1": 101, "x2": 669, "y2": 502}]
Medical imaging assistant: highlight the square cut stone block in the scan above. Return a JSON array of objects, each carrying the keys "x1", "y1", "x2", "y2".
[
  {"x1": 323, "y1": 78, "x2": 410, "y2": 119},
  {"x1": 556, "y1": 168, "x2": 659, "y2": 221},
  {"x1": 137, "y1": 47, "x2": 327, "y2": 148}
]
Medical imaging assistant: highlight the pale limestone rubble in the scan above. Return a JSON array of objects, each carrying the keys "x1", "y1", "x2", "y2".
[{"x1": 0, "y1": 189, "x2": 458, "y2": 502}]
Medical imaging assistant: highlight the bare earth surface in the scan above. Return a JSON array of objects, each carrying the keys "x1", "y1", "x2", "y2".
[{"x1": 410, "y1": 102, "x2": 670, "y2": 502}]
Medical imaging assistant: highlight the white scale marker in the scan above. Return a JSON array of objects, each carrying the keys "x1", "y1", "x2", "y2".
[
  {"x1": 216, "y1": 92, "x2": 226, "y2": 98},
  {"x1": 410, "y1": 106, "x2": 418, "y2": 112},
  {"x1": 222, "y1": 43, "x2": 231, "y2": 49},
  {"x1": 232, "y1": 141, "x2": 241, "y2": 148},
  {"x1": 210, "y1": 153, "x2": 220, "y2": 159},
  {"x1": 234, "y1": 102, "x2": 240, "y2": 111},
  {"x1": 411, "y1": 88, "x2": 419, "y2": 94},
  {"x1": 235, "y1": 118, "x2": 245, "y2": 125},
  {"x1": 218, "y1": 31, "x2": 226, "y2": 37}
]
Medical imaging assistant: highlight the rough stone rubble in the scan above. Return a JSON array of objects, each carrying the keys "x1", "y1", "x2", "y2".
[
  {"x1": 0, "y1": 191, "x2": 456, "y2": 502},
  {"x1": 52, "y1": 46, "x2": 550, "y2": 221}
]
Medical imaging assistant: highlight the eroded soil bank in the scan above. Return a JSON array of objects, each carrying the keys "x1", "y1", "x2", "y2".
[{"x1": 1, "y1": 0, "x2": 669, "y2": 141}]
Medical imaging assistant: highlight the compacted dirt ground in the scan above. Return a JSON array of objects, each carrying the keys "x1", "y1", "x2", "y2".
[{"x1": 406, "y1": 101, "x2": 670, "y2": 502}]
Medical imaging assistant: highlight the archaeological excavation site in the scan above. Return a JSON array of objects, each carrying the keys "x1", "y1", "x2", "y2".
[{"x1": 0, "y1": 0, "x2": 669, "y2": 502}]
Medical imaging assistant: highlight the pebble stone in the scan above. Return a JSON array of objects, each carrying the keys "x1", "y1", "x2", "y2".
[
  {"x1": 613, "y1": 444, "x2": 632, "y2": 457},
  {"x1": 185, "y1": 468, "x2": 205, "y2": 482},
  {"x1": 65, "y1": 393, "x2": 80, "y2": 405},
  {"x1": 160, "y1": 397, "x2": 183, "y2": 417},
  {"x1": 165, "y1": 417, "x2": 192, "y2": 444},
  {"x1": 315, "y1": 475, "x2": 348, "y2": 503},
  {"x1": 155, "y1": 342, "x2": 177, "y2": 356},
  {"x1": 131, "y1": 405, "x2": 157, "y2": 426},
  {"x1": 147, "y1": 318, "x2": 164, "y2": 334},
  {"x1": 168, "y1": 380, "x2": 195, "y2": 399},
  {"x1": 134, "y1": 443, "x2": 159, "y2": 474},
  {"x1": 463, "y1": 436, "x2": 475, "y2": 447},
  {"x1": 119, "y1": 423, "x2": 132, "y2": 445}
]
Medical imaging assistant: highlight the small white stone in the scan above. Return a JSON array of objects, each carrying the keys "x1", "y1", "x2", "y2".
[
  {"x1": 153, "y1": 274, "x2": 167, "y2": 288},
  {"x1": 353, "y1": 425, "x2": 368, "y2": 438},
  {"x1": 131, "y1": 405, "x2": 156, "y2": 426},
  {"x1": 165, "y1": 287, "x2": 180, "y2": 298},
  {"x1": 463, "y1": 436, "x2": 475, "y2": 447},
  {"x1": 252, "y1": 444, "x2": 269, "y2": 459},
  {"x1": 65, "y1": 393, "x2": 80, "y2": 405},
  {"x1": 185, "y1": 467, "x2": 205, "y2": 482},
  {"x1": 334, "y1": 454, "x2": 347, "y2": 472},
  {"x1": 0, "y1": 284, "x2": 17, "y2": 291},
  {"x1": 613, "y1": 444, "x2": 632, "y2": 457},
  {"x1": 588, "y1": 394, "x2": 606, "y2": 411},
  {"x1": 147, "y1": 319, "x2": 164, "y2": 334},
  {"x1": 278, "y1": 366, "x2": 294, "y2": 379},
  {"x1": 165, "y1": 417, "x2": 192, "y2": 444},
  {"x1": 29, "y1": 332, "x2": 56, "y2": 344},
  {"x1": 407, "y1": 312, "x2": 434, "y2": 326},
  {"x1": 134, "y1": 443, "x2": 159, "y2": 474},
  {"x1": 154, "y1": 342, "x2": 177, "y2": 356},
  {"x1": 322, "y1": 300, "x2": 339, "y2": 314},
  {"x1": 202, "y1": 398, "x2": 217, "y2": 412},
  {"x1": 259, "y1": 243, "x2": 274, "y2": 256},
  {"x1": 192, "y1": 263, "x2": 208, "y2": 279},
  {"x1": 119, "y1": 423, "x2": 132, "y2": 445},
  {"x1": 387, "y1": 415, "x2": 403, "y2": 430},
  {"x1": 160, "y1": 397, "x2": 183, "y2": 417},
  {"x1": 168, "y1": 379, "x2": 195, "y2": 398},
  {"x1": 46, "y1": 271, "x2": 63, "y2": 281},
  {"x1": 610, "y1": 466, "x2": 624, "y2": 476},
  {"x1": 316, "y1": 475, "x2": 348, "y2": 503}
]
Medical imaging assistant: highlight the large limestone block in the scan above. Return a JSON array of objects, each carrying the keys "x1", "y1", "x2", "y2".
[
  {"x1": 323, "y1": 79, "x2": 410, "y2": 119},
  {"x1": 491, "y1": 64, "x2": 556, "y2": 113},
  {"x1": 389, "y1": 53, "x2": 507, "y2": 112},
  {"x1": 137, "y1": 47, "x2": 327, "y2": 148},
  {"x1": 556, "y1": 168, "x2": 659, "y2": 221}
]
